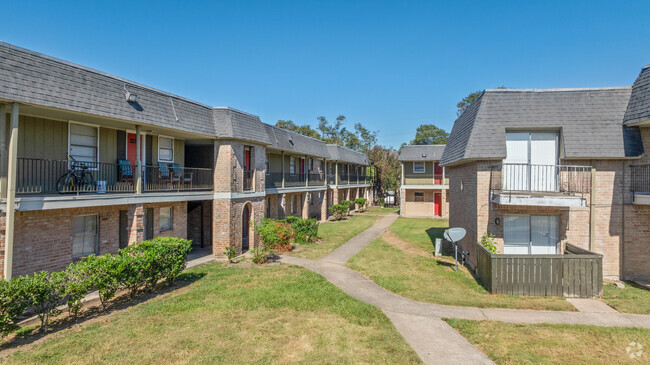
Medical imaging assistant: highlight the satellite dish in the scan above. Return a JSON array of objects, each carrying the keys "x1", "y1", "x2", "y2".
[{"x1": 444, "y1": 228, "x2": 466, "y2": 243}]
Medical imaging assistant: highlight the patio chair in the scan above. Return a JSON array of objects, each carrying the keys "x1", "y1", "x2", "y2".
[
  {"x1": 171, "y1": 163, "x2": 193, "y2": 189},
  {"x1": 118, "y1": 159, "x2": 134, "y2": 183},
  {"x1": 158, "y1": 162, "x2": 180, "y2": 189}
]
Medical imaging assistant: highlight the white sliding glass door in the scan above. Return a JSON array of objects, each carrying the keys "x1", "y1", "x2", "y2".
[
  {"x1": 503, "y1": 132, "x2": 530, "y2": 191},
  {"x1": 503, "y1": 131, "x2": 559, "y2": 192},
  {"x1": 504, "y1": 215, "x2": 559, "y2": 255}
]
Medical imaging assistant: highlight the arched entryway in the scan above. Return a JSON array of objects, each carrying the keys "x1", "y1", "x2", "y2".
[{"x1": 242, "y1": 204, "x2": 250, "y2": 252}]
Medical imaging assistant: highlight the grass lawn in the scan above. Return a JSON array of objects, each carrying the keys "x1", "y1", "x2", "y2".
[
  {"x1": 288, "y1": 215, "x2": 380, "y2": 260},
  {"x1": 6, "y1": 263, "x2": 420, "y2": 364},
  {"x1": 602, "y1": 282, "x2": 650, "y2": 315},
  {"x1": 361, "y1": 206, "x2": 400, "y2": 215},
  {"x1": 444, "y1": 318, "x2": 650, "y2": 364},
  {"x1": 347, "y1": 218, "x2": 575, "y2": 311}
]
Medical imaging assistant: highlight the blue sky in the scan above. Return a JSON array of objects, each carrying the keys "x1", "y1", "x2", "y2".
[{"x1": 1, "y1": 1, "x2": 649, "y2": 148}]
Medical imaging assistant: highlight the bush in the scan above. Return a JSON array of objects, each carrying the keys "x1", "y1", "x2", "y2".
[
  {"x1": 224, "y1": 246, "x2": 238, "y2": 263},
  {"x1": 77, "y1": 254, "x2": 122, "y2": 310},
  {"x1": 0, "y1": 277, "x2": 31, "y2": 337},
  {"x1": 149, "y1": 237, "x2": 192, "y2": 284},
  {"x1": 480, "y1": 233, "x2": 499, "y2": 254},
  {"x1": 61, "y1": 263, "x2": 93, "y2": 319},
  {"x1": 284, "y1": 216, "x2": 319, "y2": 244},
  {"x1": 340, "y1": 200, "x2": 354, "y2": 215},
  {"x1": 329, "y1": 204, "x2": 348, "y2": 220},
  {"x1": 251, "y1": 247, "x2": 268, "y2": 264},
  {"x1": 255, "y1": 218, "x2": 293, "y2": 252},
  {"x1": 354, "y1": 198, "x2": 368, "y2": 212},
  {"x1": 23, "y1": 271, "x2": 65, "y2": 332}
]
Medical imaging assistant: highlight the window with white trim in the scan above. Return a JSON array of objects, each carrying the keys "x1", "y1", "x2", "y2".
[
  {"x1": 158, "y1": 137, "x2": 174, "y2": 162},
  {"x1": 413, "y1": 161, "x2": 425, "y2": 173},
  {"x1": 69, "y1": 123, "x2": 98, "y2": 164},
  {"x1": 72, "y1": 215, "x2": 98, "y2": 259},
  {"x1": 290, "y1": 157, "x2": 296, "y2": 175},
  {"x1": 160, "y1": 207, "x2": 173, "y2": 231}
]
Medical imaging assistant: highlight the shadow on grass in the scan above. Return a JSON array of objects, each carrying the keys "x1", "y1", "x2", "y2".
[{"x1": 3, "y1": 272, "x2": 206, "y2": 351}]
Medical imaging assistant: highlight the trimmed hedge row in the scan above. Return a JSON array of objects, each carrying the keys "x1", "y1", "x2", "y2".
[{"x1": 0, "y1": 237, "x2": 191, "y2": 336}]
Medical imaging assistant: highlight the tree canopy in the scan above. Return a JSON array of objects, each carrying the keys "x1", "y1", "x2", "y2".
[
  {"x1": 456, "y1": 90, "x2": 482, "y2": 116},
  {"x1": 275, "y1": 115, "x2": 377, "y2": 153},
  {"x1": 410, "y1": 124, "x2": 448, "y2": 145},
  {"x1": 275, "y1": 120, "x2": 321, "y2": 139}
]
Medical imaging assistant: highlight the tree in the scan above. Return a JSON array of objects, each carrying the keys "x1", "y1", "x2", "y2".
[
  {"x1": 410, "y1": 124, "x2": 448, "y2": 145},
  {"x1": 366, "y1": 145, "x2": 400, "y2": 203},
  {"x1": 317, "y1": 115, "x2": 377, "y2": 153},
  {"x1": 275, "y1": 120, "x2": 321, "y2": 139},
  {"x1": 456, "y1": 90, "x2": 482, "y2": 116}
]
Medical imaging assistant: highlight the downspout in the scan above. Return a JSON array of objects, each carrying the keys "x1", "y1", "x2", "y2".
[
  {"x1": 4, "y1": 103, "x2": 19, "y2": 280},
  {"x1": 589, "y1": 165, "x2": 596, "y2": 251}
]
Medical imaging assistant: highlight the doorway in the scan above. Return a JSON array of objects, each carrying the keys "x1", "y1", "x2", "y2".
[
  {"x1": 242, "y1": 205, "x2": 250, "y2": 252},
  {"x1": 119, "y1": 210, "x2": 128, "y2": 249},
  {"x1": 434, "y1": 193, "x2": 441, "y2": 216},
  {"x1": 145, "y1": 208, "x2": 154, "y2": 240}
]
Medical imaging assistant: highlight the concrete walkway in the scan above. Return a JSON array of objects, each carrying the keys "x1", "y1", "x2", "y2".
[{"x1": 279, "y1": 216, "x2": 650, "y2": 364}]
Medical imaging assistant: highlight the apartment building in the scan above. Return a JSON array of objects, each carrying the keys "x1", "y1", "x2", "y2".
[
  {"x1": 0, "y1": 42, "x2": 371, "y2": 279},
  {"x1": 442, "y1": 64, "x2": 650, "y2": 281},
  {"x1": 398, "y1": 145, "x2": 449, "y2": 217}
]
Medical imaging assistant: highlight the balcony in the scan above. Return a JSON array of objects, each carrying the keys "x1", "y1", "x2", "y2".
[
  {"x1": 16, "y1": 158, "x2": 213, "y2": 195},
  {"x1": 631, "y1": 164, "x2": 650, "y2": 205},
  {"x1": 265, "y1": 172, "x2": 283, "y2": 189},
  {"x1": 308, "y1": 172, "x2": 324, "y2": 186},
  {"x1": 243, "y1": 170, "x2": 254, "y2": 191},
  {"x1": 490, "y1": 163, "x2": 591, "y2": 207},
  {"x1": 285, "y1": 172, "x2": 306, "y2": 187}
]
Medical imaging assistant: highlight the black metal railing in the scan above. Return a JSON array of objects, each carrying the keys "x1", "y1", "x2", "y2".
[
  {"x1": 490, "y1": 163, "x2": 591, "y2": 196},
  {"x1": 327, "y1": 173, "x2": 336, "y2": 185},
  {"x1": 308, "y1": 172, "x2": 324, "y2": 186},
  {"x1": 265, "y1": 172, "x2": 283, "y2": 188},
  {"x1": 243, "y1": 170, "x2": 254, "y2": 191},
  {"x1": 631, "y1": 164, "x2": 650, "y2": 193},
  {"x1": 285, "y1": 172, "x2": 306, "y2": 187},
  {"x1": 16, "y1": 158, "x2": 213, "y2": 194},
  {"x1": 338, "y1": 173, "x2": 349, "y2": 185},
  {"x1": 143, "y1": 164, "x2": 213, "y2": 192}
]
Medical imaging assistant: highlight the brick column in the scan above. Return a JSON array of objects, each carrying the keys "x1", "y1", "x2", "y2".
[
  {"x1": 279, "y1": 193, "x2": 286, "y2": 219},
  {"x1": 212, "y1": 199, "x2": 230, "y2": 259},
  {"x1": 128, "y1": 203, "x2": 145, "y2": 244},
  {"x1": 320, "y1": 190, "x2": 328, "y2": 221},
  {"x1": 332, "y1": 188, "x2": 340, "y2": 205},
  {"x1": 302, "y1": 192, "x2": 309, "y2": 219}
]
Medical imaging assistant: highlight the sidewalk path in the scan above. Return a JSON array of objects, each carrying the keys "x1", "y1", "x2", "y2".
[{"x1": 279, "y1": 216, "x2": 650, "y2": 364}]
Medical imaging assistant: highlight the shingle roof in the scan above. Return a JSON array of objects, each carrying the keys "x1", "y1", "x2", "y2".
[
  {"x1": 398, "y1": 145, "x2": 446, "y2": 161},
  {"x1": 441, "y1": 87, "x2": 642, "y2": 165},
  {"x1": 0, "y1": 41, "x2": 270, "y2": 143},
  {"x1": 264, "y1": 124, "x2": 330, "y2": 158},
  {"x1": 326, "y1": 145, "x2": 370, "y2": 165},
  {"x1": 624, "y1": 65, "x2": 650, "y2": 125}
]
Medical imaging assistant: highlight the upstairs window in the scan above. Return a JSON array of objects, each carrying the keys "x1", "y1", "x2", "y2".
[
  {"x1": 69, "y1": 123, "x2": 98, "y2": 164},
  {"x1": 158, "y1": 137, "x2": 174, "y2": 162},
  {"x1": 290, "y1": 157, "x2": 296, "y2": 175},
  {"x1": 265, "y1": 153, "x2": 270, "y2": 175},
  {"x1": 413, "y1": 161, "x2": 425, "y2": 173}
]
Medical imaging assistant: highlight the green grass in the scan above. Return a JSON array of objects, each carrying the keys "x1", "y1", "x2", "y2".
[
  {"x1": 347, "y1": 218, "x2": 575, "y2": 311},
  {"x1": 288, "y1": 215, "x2": 380, "y2": 259},
  {"x1": 361, "y1": 206, "x2": 400, "y2": 215},
  {"x1": 6, "y1": 263, "x2": 420, "y2": 364},
  {"x1": 444, "y1": 318, "x2": 650, "y2": 364},
  {"x1": 602, "y1": 282, "x2": 650, "y2": 315}
]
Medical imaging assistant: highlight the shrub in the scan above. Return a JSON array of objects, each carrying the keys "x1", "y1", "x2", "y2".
[
  {"x1": 255, "y1": 218, "x2": 293, "y2": 252},
  {"x1": 354, "y1": 198, "x2": 368, "y2": 212},
  {"x1": 23, "y1": 271, "x2": 65, "y2": 332},
  {"x1": 284, "y1": 216, "x2": 319, "y2": 244},
  {"x1": 340, "y1": 200, "x2": 354, "y2": 214},
  {"x1": 0, "y1": 277, "x2": 31, "y2": 337},
  {"x1": 149, "y1": 237, "x2": 192, "y2": 284},
  {"x1": 380, "y1": 198, "x2": 385, "y2": 207},
  {"x1": 251, "y1": 247, "x2": 268, "y2": 264},
  {"x1": 480, "y1": 233, "x2": 499, "y2": 254},
  {"x1": 77, "y1": 254, "x2": 122, "y2": 310},
  {"x1": 61, "y1": 263, "x2": 93, "y2": 319},
  {"x1": 328, "y1": 204, "x2": 348, "y2": 220},
  {"x1": 224, "y1": 246, "x2": 238, "y2": 263}
]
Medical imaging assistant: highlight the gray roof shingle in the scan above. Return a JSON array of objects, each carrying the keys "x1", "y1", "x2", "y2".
[
  {"x1": 264, "y1": 124, "x2": 330, "y2": 158},
  {"x1": 441, "y1": 87, "x2": 642, "y2": 165},
  {"x1": 624, "y1": 65, "x2": 650, "y2": 125},
  {"x1": 326, "y1": 145, "x2": 370, "y2": 165},
  {"x1": 398, "y1": 145, "x2": 446, "y2": 161}
]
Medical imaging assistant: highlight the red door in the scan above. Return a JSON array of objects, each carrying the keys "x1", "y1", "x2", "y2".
[
  {"x1": 244, "y1": 147, "x2": 250, "y2": 171},
  {"x1": 434, "y1": 193, "x2": 441, "y2": 216},
  {"x1": 127, "y1": 133, "x2": 144, "y2": 166},
  {"x1": 434, "y1": 162, "x2": 443, "y2": 184}
]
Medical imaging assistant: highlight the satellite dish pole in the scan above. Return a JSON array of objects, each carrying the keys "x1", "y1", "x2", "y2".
[{"x1": 444, "y1": 228, "x2": 466, "y2": 271}]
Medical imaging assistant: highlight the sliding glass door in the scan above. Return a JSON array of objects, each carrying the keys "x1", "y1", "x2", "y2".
[
  {"x1": 503, "y1": 132, "x2": 559, "y2": 192},
  {"x1": 504, "y1": 215, "x2": 559, "y2": 255}
]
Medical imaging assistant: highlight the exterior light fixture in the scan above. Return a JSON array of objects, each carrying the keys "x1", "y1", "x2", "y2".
[
  {"x1": 421, "y1": 154, "x2": 426, "y2": 157},
  {"x1": 124, "y1": 84, "x2": 137, "y2": 103}
]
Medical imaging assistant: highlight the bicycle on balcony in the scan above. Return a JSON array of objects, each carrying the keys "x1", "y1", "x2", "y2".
[{"x1": 57, "y1": 155, "x2": 96, "y2": 194}]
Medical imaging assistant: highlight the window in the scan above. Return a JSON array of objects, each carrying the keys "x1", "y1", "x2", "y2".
[
  {"x1": 266, "y1": 198, "x2": 271, "y2": 218},
  {"x1": 265, "y1": 153, "x2": 270, "y2": 175},
  {"x1": 310, "y1": 192, "x2": 314, "y2": 206},
  {"x1": 291, "y1": 195, "x2": 297, "y2": 214},
  {"x1": 158, "y1": 137, "x2": 174, "y2": 162},
  {"x1": 414, "y1": 192, "x2": 425, "y2": 202},
  {"x1": 69, "y1": 123, "x2": 98, "y2": 164},
  {"x1": 72, "y1": 215, "x2": 98, "y2": 259},
  {"x1": 309, "y1": 158, "x2": 313, "y2": 171},
  {"x1": 290, "y1": 157, "x2": 296, "y2": 175},
  {"x1": 318, "y1": 192, "x2": 323, "y2": 203},
  {"x1": 413, "y1": 161, "x2": 425, "y2": 173},
  {"x1": 160, "y1": 207, "x2": 173, "y2": 231}
]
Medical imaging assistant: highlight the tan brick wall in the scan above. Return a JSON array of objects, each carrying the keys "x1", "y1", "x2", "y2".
[
  {"x1": 212, "y1": 196, "x2": 265, "y2": 256},
  {"x1": 447, "y1": 162, "x2": 479, "y2": 267},
  {"x1": 144, "y1": 201, "x2": 188, "y2": 240},
  {"x1": 623, "y1": 204, "x2": 650, "y2": 279}
]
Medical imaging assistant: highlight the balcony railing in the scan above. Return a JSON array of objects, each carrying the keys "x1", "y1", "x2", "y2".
[
  {"x1": 308, "y1": 172, "x2": 324, "y2": 186},
  {"x1": 266, "y1": 172, "x2": 283, "y2": 188},
  {"x1": 338, "y1": 174, "x2": 349, "y2": 185},
  {"x1": 631, "y1": 164, "x2": 650, "y2": 193},
  {"x1": 16, "y1": 158, "x2": 213, "y2": 195},
  {"x1": 285, "y1": 172, "x2": 306, "y2": 187},
  {"x1": 490, "y1": 163, "x2": 591, "y2": 196},
  {"x1": 243, "y1": 170, "x2": 254, "y2": 191},
  {"x1": 327, "y1": 173, "x2": 336, "y2": 185}
]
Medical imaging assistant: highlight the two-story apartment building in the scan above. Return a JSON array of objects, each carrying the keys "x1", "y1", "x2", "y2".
[
  {"x1": 0, "y1": 42, "x2": 371, "y2": 279},
  {"x1": 442, "y1": 65, "x2": 650, "y2": 281},
  {"x1": 398, "y1": 145, "x2": 449, "y2": 217}
]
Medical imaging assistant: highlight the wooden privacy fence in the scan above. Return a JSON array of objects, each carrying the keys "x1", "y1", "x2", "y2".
[{"x1": 476, "y1": 244, "x2": 603, "y2": 298}]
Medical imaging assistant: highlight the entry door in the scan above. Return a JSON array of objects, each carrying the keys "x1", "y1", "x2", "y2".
[
  {"x1": 126, "y1": 133, "x2": 145, "y2": 167},
  {"x1": 434, "y1": 193, "x2": 441, "y2": 216},
  {"x1": 145, "y1": 208, "x2": 154, "y2": 240},
  {"x1": 531, "y1": 216, "x2": 559, "y2": 254},
  {"x1": 242, "y1": 206, "x2": 250, "y2": 251},
  {"x1": 119, "y1": 210, "x2": 128, "y2": 249}
]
